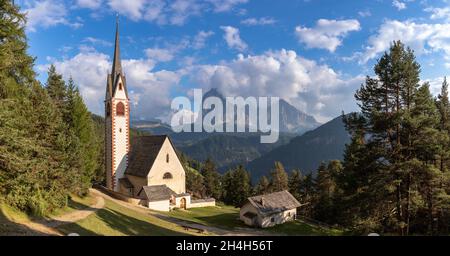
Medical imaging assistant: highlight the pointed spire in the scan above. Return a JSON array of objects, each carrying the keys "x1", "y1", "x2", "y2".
[{"x1": 111, "y1": 14, "x2": 122, "y2": 75}]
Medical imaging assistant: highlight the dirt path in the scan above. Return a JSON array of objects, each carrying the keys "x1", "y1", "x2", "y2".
[
  {"x1": 19, "y1": 190, "x2": 105, "y2": 236},
  {"x1": 91, "y1": 188, "x2": 272, "y2": 236}
]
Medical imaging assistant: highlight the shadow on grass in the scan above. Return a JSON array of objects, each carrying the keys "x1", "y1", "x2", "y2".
[
  {"x1": 194, "y1": 212, "x2": 244, "y2": 229},
  {"x1": 0, "y1": 207, "x2": 48, "y2": 236},
  {"x1": 58, "y1": 207, "x2": 189, "y2": 236}
]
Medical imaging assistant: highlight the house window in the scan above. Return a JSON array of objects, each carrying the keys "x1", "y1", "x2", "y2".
[
  {"x1": 166, "y1": 153, "x2": 169, "y2": 163},
  {"x1": 116, "y1": 102, "x2": 125, "y2": 116},
  {"x1": 271, "y1": 217, "x2": 275, "y2": 223},
  {"x1": 106, "y1": 103, "x2": 111, "y2": 117},
  {"x1": 163, "y1": 172, "x2": 173, "y2": 179}
]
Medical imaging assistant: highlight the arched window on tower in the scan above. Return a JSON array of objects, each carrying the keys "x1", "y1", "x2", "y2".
[
  {"x1": 163, "y1": 172, "x2": 173, "y2": 179},
  {"x1": 106, "y1": 102, "x2": 111, "y2": 117},
  {"x1": 119, "y1": 83, "x2": 123, "y2": 90},
  {"x1": 166, "y1": 153, "x2": 169, "y2": 163},
  {"x1": 116, "y1": 102, "x2": 125, "y2": 116}
]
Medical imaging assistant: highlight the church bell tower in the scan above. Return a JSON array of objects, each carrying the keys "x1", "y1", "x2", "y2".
[{"x1": 105, "y1": 17, "x2": 130, "y2": 191}]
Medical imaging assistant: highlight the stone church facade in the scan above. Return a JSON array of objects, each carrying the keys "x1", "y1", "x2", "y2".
[{"x1": 104, "y1": 19, "x2": 214, "y2": 211}]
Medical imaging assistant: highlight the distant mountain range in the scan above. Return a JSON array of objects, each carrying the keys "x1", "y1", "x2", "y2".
[
  {"x1": 132, "y1": 89, "x2": 347, "y2": 176},
  {"x1": 201, "y1": 88, "x2": 321, "y2": 134},
  {"x1": 246, "y1": 115, "x2": 350, "y2": 181}
]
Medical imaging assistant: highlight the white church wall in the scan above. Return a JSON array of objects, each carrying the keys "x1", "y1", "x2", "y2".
[{"x1": 147, "y1": 138, "x2": 186, "y2": 194}]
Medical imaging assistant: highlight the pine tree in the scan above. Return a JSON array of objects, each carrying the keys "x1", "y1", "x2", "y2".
[
  {"x1": 64, "y1": 77, "x2": 99, "y2": 194},
  {"x1": 46, "y1": 65, "x2": 67, "y2": 109},
  {"x1": 269, "y1": 161, "x2": 289, "y2": 192},
  {"x1": 255, "y1": 175, "x2": 270, "y2": 195},
  {"x1": 200, "y1": 158, "x2": 221, "y2": 199},
  {"x1": 0, "y1": 0, "x2": 35, "y2": 99},
  {"x1": 288, "y1": 170, "x2": 302, "y2": 200},
  {"x1": 222, "y1": 166, "x2": 252, "y2": 206},
  {"x1": 343, "y1": 41, "x2": 450, "y2": 234}
]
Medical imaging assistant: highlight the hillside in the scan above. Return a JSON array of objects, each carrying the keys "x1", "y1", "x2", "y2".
[
  {"x1": 178, "y1": 133, "x2": 294, "y2": 171},
  {"x1": 246, "y1": 115, "x2": 350, "y2": 180}
]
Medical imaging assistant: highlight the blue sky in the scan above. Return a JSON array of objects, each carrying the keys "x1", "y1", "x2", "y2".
[{"x1": 18, "y1": 0, "x2": 450, "y2": 122}]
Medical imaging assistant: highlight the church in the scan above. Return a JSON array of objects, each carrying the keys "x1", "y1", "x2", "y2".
[{"x1": 104, "y1": 19, "x2": 214, "y2": 211}]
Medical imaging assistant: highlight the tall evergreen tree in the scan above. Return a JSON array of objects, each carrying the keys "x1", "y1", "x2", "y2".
[
  {"x1": 343, "y1": 41, "x2": 450, "y2": 234},
  {"x1": 222, "y1": 166, "x2": 252, "y2": 206},
  {"x1": 64, "y1": 77, "x2": 99, "y2": 194},
  {"x1": 45, "y1": 65, "x2": 66, "y2": 109},
  {"x1": 200, "y1": 158, "x2": 221, "y2": 199},
  {"x1": 288, "y1": 170, "x2": 302, "y2": 200},
  {"x1": 255, "y1": 175, "x2": 270, "y2": 195},
  {"x1": 269, "y1": 161, "x2": 289, "y2": 192}
]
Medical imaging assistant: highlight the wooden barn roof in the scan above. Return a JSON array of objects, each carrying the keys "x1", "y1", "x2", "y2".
[{"x1": 247, "y1": 190, "x2": 301, "y2": 216}]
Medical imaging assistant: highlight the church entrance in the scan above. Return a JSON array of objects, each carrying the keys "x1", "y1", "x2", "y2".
[{"x1": 180, "y1": 198, "x2": 186, "y2": 209}]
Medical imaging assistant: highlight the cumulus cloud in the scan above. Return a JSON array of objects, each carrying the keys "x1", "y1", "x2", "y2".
[
  {"x1": 220, "y1": 26, "x2": 248, "y2": 51},
  {"x1": 295, "y1": 19, "x2": 361, "y2": 52},
  {"x1": 392, "y1": 0, "x2": 406, "y2": 10},
  {"x1": 23, "y1": 0, "x2": 82, "y2": 32},
  {"x1": 190, "y1": 49, "x2": 364, "y2": 122},
  {"x1": 241, "y1": 17, "x2": 276, "y2": 26},
  {"x1": 361, "y1": 20, "x2": 450, "y2": 64},
  {"x1": 37, "y1": 50, "x2": 182, "y2": 119}
]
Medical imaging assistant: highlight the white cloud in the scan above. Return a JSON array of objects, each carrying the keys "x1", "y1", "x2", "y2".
[
  {"x1": 207, "y1": 0, "x2": 248, "y2": 12},
  {"x1": 425, "y1": 7, "x2": 450, "y2": 22},
  {"x1": 220, "y1": 26, "x2": 248, "y2": 51},
  {"x1": 358, "y1": 10, "x2": 371, "y2": 17},
  {"x1": 241, "y1": 17, "x2": 276, "y2": 26},
  {"x1": 108, "y1": 0, "x2": 146, "y2": 21},
  {"x1": 192, "y1": 30, "x2": 215, "y2": 49},
  {"x1": 83, "y1": 37, "x2": 113, "y2": 47},
  {"x1": 145, "y1": 48, "x2": 175, "y2": 62},
  {"x1": 106, "y1": 0, "x2": 247, "y2": 25},
  {"x1": 191, "y1": 49, "x2": 364, "y2": 122},
  {"x1": 361, "y1": 20, "x2": 450, "y2": 64},
  {"x1": 23, "y1": 0, "x2": 82, "y2": 32},
  {"x1": 392, "y1": 0, "x2": 406, "y2": 10},
  {"x1": 295, "y1": 19, "x2": 361, "y2": 52},
  {"x1": 76, "y1": 0, "x2": 102, "y2": 9},
  {"x1": 37, "y1": 50, "x2": 182, "y2": 119}
]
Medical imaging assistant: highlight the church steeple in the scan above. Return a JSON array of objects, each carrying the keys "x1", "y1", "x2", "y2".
[
  {"x1": 106, "y1": 15, "x2": 128, "y2": 100},
  {"x1": 111, "y1": 15, "x2": 122, "y2": 76},
  {"x1": 105, "y1": 15, "x2": 130, "y2": 192}
]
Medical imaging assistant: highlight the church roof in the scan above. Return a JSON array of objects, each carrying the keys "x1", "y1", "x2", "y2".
[
  {"x1": 118, "y1": 177, "x2": 133, "y2": 189},
  {"x1": 125, "y1": 135, "x2": 169, "y2": 177},
  {"x1": 246, "y1": 190, "x2": 301, "y2": 216},
  {"x1": 138, "y1": 185, "x2": 176, "y2": 202}
]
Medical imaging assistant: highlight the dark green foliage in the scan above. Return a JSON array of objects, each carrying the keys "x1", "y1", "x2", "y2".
[
  {"x1": 338, "y1": 41, "x2": 450, "y2": 235},
  {"x1": 255, "y1": 175, "x2": 270, "y2": 195},
  {"x1": 0, "y1": 1, "x2": 101, "y2": 216},
  {"x1": 221, "y1": 165, "x2": 252, "y2": 207},
  {"x1": 247, "y1": 116, "x2": 350, "y2": 181},
  {"x1": 200, "y1": 158, "x2": 221, "y2": 199},
  {"x1": 269, "y1": 161, "x2": 289, "y2": 192}
]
